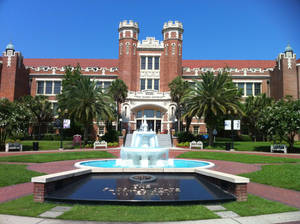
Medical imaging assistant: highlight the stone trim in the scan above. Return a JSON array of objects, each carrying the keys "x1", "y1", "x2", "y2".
[{"x1": 32, "y1": 167, "x2": 249, "y2": 202}]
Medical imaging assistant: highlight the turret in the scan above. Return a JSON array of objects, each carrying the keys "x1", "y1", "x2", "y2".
[
  {"x1": 271, "y1": 43, "x2": 298, "y2": 99},
  {"x1": 161, "y1": 21, "x2": 184, "y2": 88},
  {"x1": 0, "y1": 42, "x2": 29, "y2": 101},
  {"x1": 118, "y1": 20, "x2": 139, "y2": 91}
]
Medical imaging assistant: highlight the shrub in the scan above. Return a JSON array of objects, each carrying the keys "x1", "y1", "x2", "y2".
[
  {"x1": 177, "y1": 132, "x2": 195, "y2": 143},
  {"x1": 177, "y1": 142, "x2": 190, "y2": 147},
  {"x1": 108, "y1": 142, "x2": 119, "y2": 147}
]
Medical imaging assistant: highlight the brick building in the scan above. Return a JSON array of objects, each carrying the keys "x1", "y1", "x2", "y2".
[{"x1": 0, "y1": 20, "x2": 299, "y2": 135}]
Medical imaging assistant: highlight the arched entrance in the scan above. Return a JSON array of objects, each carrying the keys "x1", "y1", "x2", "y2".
[{"x1": 131, "y1": 105, "x2": 167, "y2": 133}]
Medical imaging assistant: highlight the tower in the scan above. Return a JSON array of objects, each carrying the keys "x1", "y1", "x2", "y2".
[
  {"x1": 0, "y1": 42, "x2": 29, "y2": 101},
  {"x1": 161, "y1": 21, "x2": 183, "y2": 90},
  {"x1": 118, "y1": 20, "x2": 139, "y2": 91},
  {"x1": 271, "y1": 43, "x2": 298, "y2": 100}
]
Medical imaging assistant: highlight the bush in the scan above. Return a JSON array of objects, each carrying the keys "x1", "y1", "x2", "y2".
[
  {"x1": 108, "y1": 142, "x2": 119, "y2": 147},
  {"x1": 177, "y1": 142, "x2": 190, "y2": 147},
  {"x1": 177, "y1": 132, "x2": 195, "y2": 143},
  {"x1": 101, "y1": 129, "x2": 119, "y2": 143}
]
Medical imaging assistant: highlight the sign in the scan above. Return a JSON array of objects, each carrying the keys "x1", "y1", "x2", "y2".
[
  {"x1": 233, "y1": 120, "x2": 241, "y2": 130},
  {"x1": 224, "y1": 120, "x2": 231, "y2": 130},
  {"x1": 63, "y1": 119, "x2": 71, "y2": 129}
]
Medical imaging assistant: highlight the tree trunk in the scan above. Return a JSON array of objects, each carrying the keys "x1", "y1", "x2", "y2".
[
  {"x1": 208, "y1": 126, "x2": 214, "y2": 146},
  {"x1": 185, "y1": 116, "x2": 192, "y2": 132},
  {"x1": 83, "y1": 125, "x2": 89, "y2": 145},
  {"x1": 177, "y1": 108, "x2": 181, "y2": 132}
]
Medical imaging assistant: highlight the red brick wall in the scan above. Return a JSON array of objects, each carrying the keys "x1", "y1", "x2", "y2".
[
  {"x1": 118, "y1": 38, "x2": 138, "y2": 91},
  {"x1": 0, "y1": 52, "x2": 29, "y2": 101}
]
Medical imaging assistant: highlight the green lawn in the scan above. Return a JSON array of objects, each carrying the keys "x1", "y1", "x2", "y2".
[
  {"x1": 223, "y1": 194, "x2": 298, "y2": 216},
  {"x1": 0, "y1": 164, "x2": 45, "y2": 187},
  {"x1": 0, "y1": 195, "x2": 297, "y2": 221},
  {"x1": 241, "y1": 164, "x2": 300, "y2": 191},
  {"x1": 0, "y1": 151, "x2": 115, "y2": 163},
  {"x1": 0, "y1": 195, "x2": 57, "y2": 217},
  {"x1": 18, "y1": 140, "x2": 73, "y2": 151},
  {"x1": 177, "y1": 151, "x2": 300, "y2": 164}
]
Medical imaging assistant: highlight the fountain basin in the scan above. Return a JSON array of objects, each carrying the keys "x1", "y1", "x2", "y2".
[{"x1": 75, "y1": 159, "x2": 215, "y2": 169}]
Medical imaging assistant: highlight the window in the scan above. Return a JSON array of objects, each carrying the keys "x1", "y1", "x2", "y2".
[
  {"x1": 140, "y1": 79, "x2": 145, "y2": 90},
  {"x1": 144, "y1": 109, "x2": 154, "y2": 118},
  {"x1": 141, "y1": 56, "x2": 146, "y2": 70},
  {"x1": 154, "y1": 79, "x2": 159, "y2": 90},
  {"x1": 37, "y1": 81, "x2": 44, "y2": 94},
  {"x1": 96, "y1": 81, "x2": 103, "y2": 88},
  {"x1": 53, "y1": 81, "x2": 61, "y2": 94},
  {"x1": 246, "y1": 83, "x2": 253, "y2": 96},
  {"x1": 147, "y1": 79, "x2": 153, "y2": 89},
  {"x1": 45, "y1": 81, "x2": 52, "y2": 94},
  {"x1": 147, "y1": 57, "x2": 153, "y2": 70},
  {"x1": 154, "y1": 57, "x2": 160, "y2": 70},
  {"x1": 137, "y1": 111, "x2": 143, "y2": 118},
  {"x1": 156, "y1": 111, "x2": 161, "y2": 118},
  {"x1": 193, "y1": 126, "x2": 199, "y2": 135},
  {"x1": 237, "y1": 83, "x2": 244, "y2": 95},
  {"x1": 254, "y1": 83, "x2": 261, "y2": 96},
  {"x1": 140, "y1": 56, "x2": 160, "y2": 70},
  {"x1": 103, "y1": 81, "x2": 111, "y2": 89}
]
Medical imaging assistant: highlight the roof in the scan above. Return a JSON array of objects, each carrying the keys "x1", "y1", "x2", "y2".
[
  {"x1": 182, "y1": 60, "x2": 276, "y2": 69},
  {"x1": 23, "y1": 58, "x2": 118, "y2": 68},
  {"x1": 297, "y1": 59, "x2": 300, "y2": 63}
]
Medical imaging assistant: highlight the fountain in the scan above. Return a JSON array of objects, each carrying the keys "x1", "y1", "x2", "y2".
[{"x1": 116, "y1": 115, "x2": 173, "y2": 168}]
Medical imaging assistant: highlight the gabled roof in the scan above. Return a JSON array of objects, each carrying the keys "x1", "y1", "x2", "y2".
[
  {"x1": 23, "y1": 58, "x2": 118, "y2": 68},
  {"x1": 182, "y1": 60, "x2": 276, "y2": 69}
]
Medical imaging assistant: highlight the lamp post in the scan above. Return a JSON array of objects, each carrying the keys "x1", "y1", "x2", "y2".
[{"x1": 55, "y1": 109, "x2": 68, "y2": 150}]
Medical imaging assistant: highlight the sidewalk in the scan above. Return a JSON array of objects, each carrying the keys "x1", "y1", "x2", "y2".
[{"x1": 1, "y1": 211, "x2": 300, "y2": 224}]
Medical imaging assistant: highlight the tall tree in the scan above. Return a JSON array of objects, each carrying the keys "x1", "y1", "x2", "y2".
[
  {"x1": 58, "y1": 75, "x2": 114, "y2": 144},
  {"x1": 242, "y1": 93, "x2": 273, "y2": 141},
  {"x1": 258, "y1": 97, "x2": 300, "y2": 150},
  {"x1": 183, "y1": 71, "x2": 243, "y2": 146},
  {"x1": 0, "y1": 99, "x2": 29, "y2": 150},
  {"x1": 168, "y1": 76, "x2": 190, "y2": 132},
  {"x1": 19, "y1": 95, "x2": 53, "y2": 139},
  {"x1": 107, "y1": 79, "x2": 128, "y2": 131}
]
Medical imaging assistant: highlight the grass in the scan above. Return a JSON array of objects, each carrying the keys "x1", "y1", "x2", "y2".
[
  {"x1": 0, "y1": 195, "x2": 297, "y2": 221},
  {"x1": 18, "y1": 140, "x2": 73, "y2": 151},
  {"x1": 0, "y1": 195, "x2": 57, "y2": 217},
  {"x1": 0, "y1": 151, "x2": 115, "y2": 163},
  {"x1": 60, "y1": 204, "x2": 218, "y2": 222},
  {"x1": 177, "y1": 151, "x2": 300, "y2": 164},
  {"x1": 0, "y1": 164, "x2": 45, "y2": 187},
  {"x1": 223, "y1": 194, "x2": 298, "y2": 216},
  {"x1": 241, "y1": 164, "x2": 300, "y2": 191}
]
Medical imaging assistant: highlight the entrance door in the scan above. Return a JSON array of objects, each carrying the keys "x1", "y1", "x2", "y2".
[
  {"x1": 156, "y1": 120, "x2": 161, "y2": 133},
  {"x1": 147, "y1": 120, "x2": 154, "y2": 131}
]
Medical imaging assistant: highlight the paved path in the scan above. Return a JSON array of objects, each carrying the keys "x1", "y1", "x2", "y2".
[{"x1": 1, "y1": 211, "x2": 300, "y2": 224}]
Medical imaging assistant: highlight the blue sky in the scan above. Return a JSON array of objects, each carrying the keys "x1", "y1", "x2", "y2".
[{"x1": 0, "y1": 0, "x2": 299, "y2": 60}]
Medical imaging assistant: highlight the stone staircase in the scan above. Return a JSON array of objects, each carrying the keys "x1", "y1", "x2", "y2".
[{"x1": 124, "y1": 134, "x2": 172, "y2": 148}]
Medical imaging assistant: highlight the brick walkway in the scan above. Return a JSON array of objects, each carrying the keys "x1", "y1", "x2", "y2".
[{"x1": 1, "y1": 148, "x2": 300, "y2": 209}]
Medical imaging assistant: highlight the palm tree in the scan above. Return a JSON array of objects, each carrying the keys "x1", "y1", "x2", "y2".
[
  {"x1": 58, "y1": 76, "x2": 114, "y2": 144},
  {"x1": 19, "y1": 95, "x2": 53, "y2": 139},
  {"x1": 183, "y1": 71, "x2": 243, "y2": 146},
  {"x1": 168, "y1": 76, "x2": 190, "y2": 132},
  {"x1": 107, "y1": 79, "x2": 128, "y2": 131}
]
